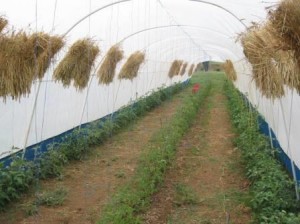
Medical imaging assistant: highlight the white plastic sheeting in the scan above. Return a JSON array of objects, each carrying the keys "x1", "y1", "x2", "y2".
[{"x1": 3, "y1": 0, "x2": 300, "y2": 177}]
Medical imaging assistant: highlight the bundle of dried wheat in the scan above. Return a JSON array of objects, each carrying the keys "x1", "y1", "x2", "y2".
[
  {"x1": 180, "y1": 62, "x2": 188, "y2": 76},
  {"x1": 98, "y1": 45, "x2": 123, "y2": 85},
  {"x1": 54, "y1": 39, "x2": 100, "y2": 90},
  {"x1": 118, "y1": 51, "x2": 145, "y2": 80},
  {"x1": 223, "y1": 60, "x2": 237, "y2": 81}
]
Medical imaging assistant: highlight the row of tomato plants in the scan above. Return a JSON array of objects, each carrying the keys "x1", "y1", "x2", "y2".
[
  {"x1": 0, "y1": 82, "x2": 186, "y2": 210},
  {"x1": 225, "y1": 80, "x2": 300, "y2": 224}
]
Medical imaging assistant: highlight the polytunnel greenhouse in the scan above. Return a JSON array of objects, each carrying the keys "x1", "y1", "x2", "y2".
[{"x1": 0, "y1": 0, "x2": 300, "y2": 223}]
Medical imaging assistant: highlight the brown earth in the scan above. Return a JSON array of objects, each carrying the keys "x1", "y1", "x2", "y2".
[
  {"x1": 143, "y1": 79, "x2": 252, "y2": 224},
  {"x1": 1, "y1": 89, "x2": 188, "y2": 224}
]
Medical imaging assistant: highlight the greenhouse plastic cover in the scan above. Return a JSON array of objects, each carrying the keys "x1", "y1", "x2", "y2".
[{"x1": 1, "y1": 0, "x2": 300, "y2": 175}]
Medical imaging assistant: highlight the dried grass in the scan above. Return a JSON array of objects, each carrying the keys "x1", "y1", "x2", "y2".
[
  {"x1": 36, "y1": 35, "x2": 64, "y2": 79},
  {"x1": 223, "y1": 60, "x2": 237, "y2": 81},
  {"x1": 0, "y1": 17, "x2": 8, "y2": 33},
  {"x1": 118, "y1": 51, "x2": 145, "y2": 80},
  {"x1": 180, "y1": 62, "x2": 188, "y2": 76},
  {"x1": 241, "y1": 24, "x2": 285, "y2": 98},
  {"x1": 168, "y1": 60, "x2": 179, "y2": 78},
  {"x1": 0, "y1": 32, "x2": 64, "y2": 100},
  {"x1": 98, "y1": 45, "x2": 123, "y2": 85},
  {"x1": 188, "y1": 64, "x2": 195, "y2": 76},
  {"x1": 168, "y1": 60, "x2": 183, "y2": 78},
  {"x1": 54, "y1": 39, "x2": 100, "y2": 90},
  {"x1": 176, "y1": 60, "x2": 184, "y2": 75},
  {"x1": 274, "y1": 49, "x2": 300, "y2": 92},
  {"x1": 269, "y1": 0, "x2": 300, "y2": 68}
]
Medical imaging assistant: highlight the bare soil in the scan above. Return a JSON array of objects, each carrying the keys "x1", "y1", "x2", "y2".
[
  {"x1": 1, "y1": 90, "x2": 187, "y2": 224},
  {"x1": 143, "y1": 81, "x2": 252, "y2": 224}
]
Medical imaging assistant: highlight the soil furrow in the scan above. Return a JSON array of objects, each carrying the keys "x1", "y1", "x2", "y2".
[
  {"x1": 1, "y1": 89, "x2": 188, "y2": 224},
  {"x1": 143, "y1": 75, "x2": 252, "y2": 224}
]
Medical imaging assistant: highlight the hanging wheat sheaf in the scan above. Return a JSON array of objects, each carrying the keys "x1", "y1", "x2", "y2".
[
  {"x1": 223, "y1": 60, "x2": 237, "y2": 81},
  {"x1": 98, "y1": 44, "x2": 123, "y2": 85},
  {"x1": 177, "y1": 60, "x2": 184, "y2": 76},
  {"x1": 168, "y1": 60, "x2": 183, "y2": 78},
  {"x1": 241, "y1": 24, "x2": 285, "y2": 99},
  {"x1": 274, "y1": 50, "x2": 300, "y2": 92},
  {"x1": 188, "y1": 64, "x2": 195, "y2": 76},
  {"x1": 268, "y1": 0, "x2": 300, "y2": 92},
  {"x1": 0, "y1": 31, "x2": 64, "y2": 100},
  {"x1": 0, "y1": 17, "x2": 8, "y2": 33},
  {"x1": 180, "y1": 62, "x2": 188, "y2": 76},
  {"x1": 269, "y1": 0, "x2": 300, "y2": 68},
  {"x1": 54, "y1": 39, "x2": 100, "y2": 90},
  {"x1": 118, "y1": 51, "x2": 145, "y2": 80}
]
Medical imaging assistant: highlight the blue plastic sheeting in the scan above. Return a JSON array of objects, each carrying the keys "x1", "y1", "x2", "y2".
[
  {"x1": 258, "y1": 116, "x2": 300, "y2": 182},
  {"x1": 0, "y1": 80, "x2": 190, "y2": 167}
]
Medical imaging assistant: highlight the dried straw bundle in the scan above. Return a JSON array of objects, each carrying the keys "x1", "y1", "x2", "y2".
[
  {"x1": 176, "y1": 60, "x2": 184, "y2": 75},
  {"x1": 0, "y1": 32, "x2": 64, "y2": 100},
  {"x1": 169, "y1": 60, "x2": 184, "y2": 78},
  {"x1": 54, "y1": 39, "x2": 100, "y2": 90},
  {"x1": 98, "y1": 45, "x2": 123, "y2": 85},
  {"x1": 180, "y1": 62, "x2": 188, "y2": 76},
  {"x1": 35, "y1": 34, "x2": 64, "y2": 79},
  {"x1": 188, "y1": 64, "x2": 195, "y2": 76},
  {"x1": 118, "y1": 51, "x2": 145, "y2": 80},
  {"x1": 241, "y1": 24, "x2": 285, "y2": 98},
  {"x1": 273, "y1": 50, "x2": 300, "y2": 92},
  {"x1": 168, "y1": 60, "x2": 181, "y2": 78},
  {"x1": 223, "y1": 60, "x2": 237, "y2": 81},
  {"x1": 269, "y1": 0, "x2": 300, "y2": 68},
  {"x1": 0, "y1": 17, "x2": 8, "y2": 33}
]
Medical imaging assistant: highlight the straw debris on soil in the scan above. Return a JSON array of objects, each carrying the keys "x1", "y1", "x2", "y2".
[
  {"x1": 168, "y1": 60, "x2": 183, "y2": 78},
  {"x1": 54, "y1": 38, "x2": 100, "y2": 90},
  {"x1": 118, "y1": 51, "x2": 145, "y2": 80},
  {"x1": 0, "y1": 31, "x2": 64, "y2": 100},
  {"x1": 188, "y1": 64, "x2": 195, "y2": 76},
  {"x1": 180, "y1": 62, "x2": 188, "y2": 76},
  {"x1": 223, "y1": 60, "x2": 237, "y2": 81},
  {"x1": 98, "y1": 44, "x2": 124, "y2": 85}
]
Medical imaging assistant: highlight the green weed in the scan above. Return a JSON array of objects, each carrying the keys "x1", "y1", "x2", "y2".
[
  {"x1": 115, "y1": 170, "x2": 126, "y2": 178},
  {"x1": 98, "y1": 78, "x2": 211, "y2": 224},
  {"x1": 174, "y1": 183, "x2": 199, "y2": 206},
  {"x1": 225, "y1": 80, "x2": 300, "y2": 223},
  {"x1": 22, "y1": 202, "x2": 38, "y2": 216},
  {"x1": 0, "y1": 82, "x2": 186, "y2": 210},
  {"x1": 36, "y1": 187, "x2": 68, "y2": 207}
]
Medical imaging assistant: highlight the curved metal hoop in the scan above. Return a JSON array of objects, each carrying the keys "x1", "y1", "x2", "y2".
[
  {"x1": 189, "y1": 0, "x2": 247, "y2": 28},
  {"x1": 63, "y1": 0, "x2": 131, "y2": 37}
]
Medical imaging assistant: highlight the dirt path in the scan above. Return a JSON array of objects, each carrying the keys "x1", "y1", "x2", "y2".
[
  {"x1": 1, "y1": 89, "x2": 188, "y2": 224},
  {"x1": 143, "y1": 76, "x2": 252, "y2": 224}
]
